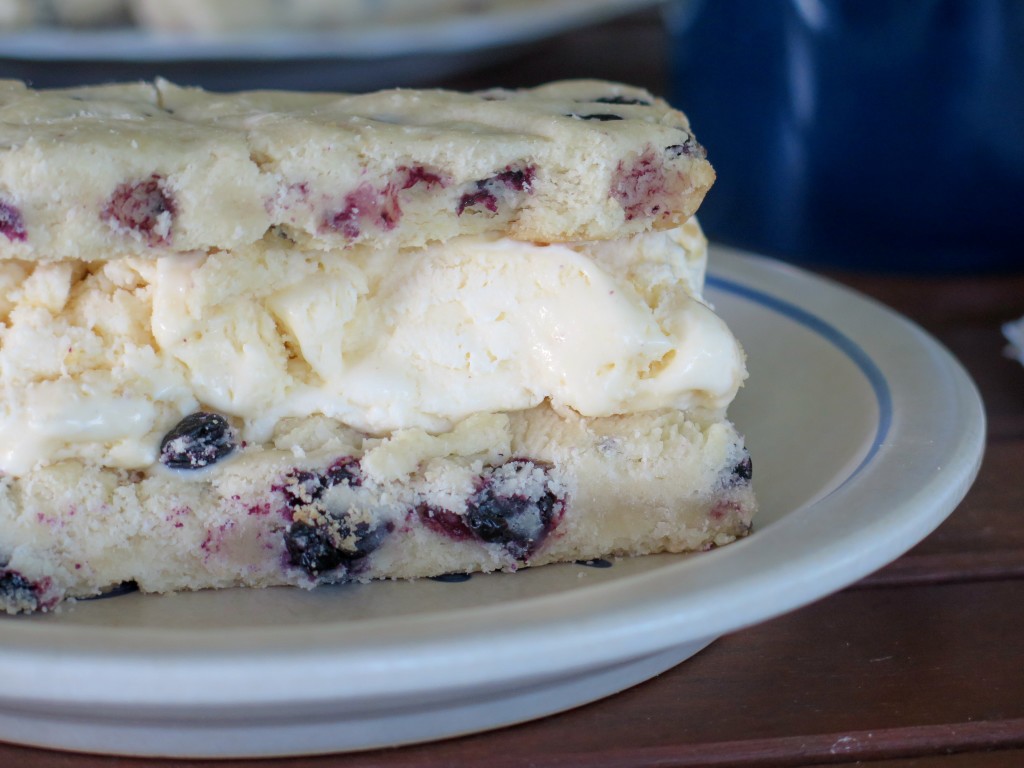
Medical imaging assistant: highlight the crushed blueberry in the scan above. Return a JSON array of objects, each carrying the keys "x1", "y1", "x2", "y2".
[
  {"x1": 493, "y1": 165, "x2": 536, "y2": 193},
  {"x1": 457, "y1": 165, "x2": 535, "y2": 216},
  {"x1": 457, "y1": 188, "x2": 499, "y2": 216},
  {"x1": 323, "y1": 182, "x2": 402, "y2": 239},
  {"x1": 464, "y1": 459, "x2": 564, "y2": 560},
  {"x1": 591, "y1": 95, "x2": 652, "y2": 106},
  {"x1": 0, "y1": 200, "x2": 26, "y2": 242},
  {"x1": 285, "y1": 518, "x2": 391, "y2": 577},
  {"x1": 279, "y1": 457, "x2": 363, "y2": 507},
  {"x1": 102, "y1": 174, "x2": 176, "y2": 246},
  {"x1": 417, "y1": 504, "x2": 474, "y2": 541},
  {"x1": 159, "y1": 412, "x2": 237, "y2": 470},
  {"x1": 280, "y1": 470, "x2": 327, "y2": 507},
  {"x1": 0, "y1": 570, "x2": 38, "y2": 612},
  {"x1": 324, "y1": 457, "x2": 363, "y2": 488}
]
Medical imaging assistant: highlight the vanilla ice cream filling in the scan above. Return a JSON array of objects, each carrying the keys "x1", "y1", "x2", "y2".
[{"x1": 0, "y1": 221, "x2": 745, "y2": 474}]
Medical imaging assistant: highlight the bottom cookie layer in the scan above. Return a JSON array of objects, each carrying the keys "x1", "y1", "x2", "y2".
[{"x1": 0, "y1": 404, "x2": 755, "y2": 614}]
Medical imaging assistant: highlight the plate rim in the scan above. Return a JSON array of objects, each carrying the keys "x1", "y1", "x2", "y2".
[{"x1": 0, "y1": 247, "x2": 986, "y2": 715}]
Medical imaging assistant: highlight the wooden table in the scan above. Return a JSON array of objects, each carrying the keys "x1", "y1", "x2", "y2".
[{"x1": 3, "y1": 9, "x2": 1023, "y2": 767}]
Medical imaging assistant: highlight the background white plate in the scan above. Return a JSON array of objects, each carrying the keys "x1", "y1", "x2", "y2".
[
  {"x1": 0, "y1": 247, "x2": 985, "y2": 758},
  {"x1": 0, "y1": 0, "x2": 663, "y2": 61},
  {"x1": 0, "y1": 0, "x2": 664, "y2": 90}
]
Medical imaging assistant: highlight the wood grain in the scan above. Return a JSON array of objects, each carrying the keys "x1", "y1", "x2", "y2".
[{"x1": 4, "y1": 580, "x2": 1023, "y2": 767}]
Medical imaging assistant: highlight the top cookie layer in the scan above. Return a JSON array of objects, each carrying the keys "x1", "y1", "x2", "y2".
[{"x1": 0, "y1": 78, "x2": 714, "y2": 261}]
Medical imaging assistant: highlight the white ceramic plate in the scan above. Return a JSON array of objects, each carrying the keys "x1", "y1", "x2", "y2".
[
  {"x1": 0, "y1": 0, "x2": 661, "y2": 60},
  {"x1": 0, "y1": 247, "x2": 985, "y2": 759}
]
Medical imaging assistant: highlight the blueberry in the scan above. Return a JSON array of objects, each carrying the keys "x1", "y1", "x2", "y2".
[
  {"x1": 566, "y1": 113, "x2": 625, "y2": 121},
  {"x1": 665, "y1": 138, "x2": 707, "y2": 160},
  {"x1": 733, "y1": 455, "x2": 753, "y2": 483},
  {"x1": 159, "y1": 412, "x2": 236, "y2": 470},
  {"x1": 0, "y1": 200, "x2": 26, "y2": 243},
  {"x1": 285, "y1": 521, "x2": 344, "y2": 575},
  {"x1": 430, "y1": 572, "x2": 472, "y2": 583},
  {"x1": 284, "y1": 517, "x2": 390, "y2": 577},
  {"x1": 0, "y1": 570, "x2": 38, "y2": 613},
  {"x1": 591, "y1": 95, "x2": 652, "y2": 106},
  {"x1": 464, "y1": 460, "x2": 563, "y2": 560},
  {"x1": 351, "y1": 520, "x2": 393, "y2": 560},
  {"x1": 465, "y1": 494, "x2": 551, "y2": 559}
]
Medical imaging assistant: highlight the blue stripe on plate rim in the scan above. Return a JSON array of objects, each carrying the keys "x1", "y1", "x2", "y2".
[{"x1": 707, "y1": 274, "x2": 893, "y2": 494}]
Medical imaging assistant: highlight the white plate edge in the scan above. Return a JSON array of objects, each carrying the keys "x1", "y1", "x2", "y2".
[{"x1": 0, "y1": 247, "x2": 986, "y2": 711}]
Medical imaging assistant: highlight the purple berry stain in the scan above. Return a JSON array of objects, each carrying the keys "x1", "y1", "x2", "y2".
[
  {"x1": 102, "y1": 174, "x2": 176, "y2": 246},
  {"x1": 710, "y1": 499, "x2": 742, "y2": 522},
  {"x1": 611, "y1": 146, "x2": 670, "y2": 221},
  {"x1": 323, "y1": 182, "x2": 402, "y2": 239},
  {"x1": 417, "y1": 504, "x2": 474, "y2": 541},
  {"x1": 0, "y1": 200, "x2": 26, "y2": 242},
  {"x1": 398, "y1": 165, "x2": 447, "y2": 190}
]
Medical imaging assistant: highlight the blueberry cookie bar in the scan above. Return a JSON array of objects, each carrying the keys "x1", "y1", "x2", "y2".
[
  {"x1": 0, "y1": 81, "x2": 753, "y2": 614},
  {"x1": 0, "y1": 78, "x2": 714, "y2": 260}
]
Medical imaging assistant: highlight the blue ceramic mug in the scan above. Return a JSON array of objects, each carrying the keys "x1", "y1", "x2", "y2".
[{"x1": 666, "y1": 0, "x2": 1024, "y2": 271}]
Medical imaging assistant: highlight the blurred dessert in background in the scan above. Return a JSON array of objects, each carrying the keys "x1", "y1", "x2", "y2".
[{"x1": 0, "y1": 0, "x2": 550, "y2": 31}]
